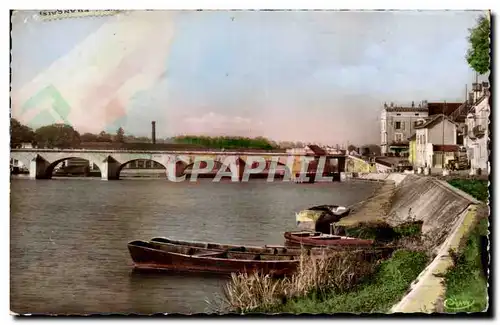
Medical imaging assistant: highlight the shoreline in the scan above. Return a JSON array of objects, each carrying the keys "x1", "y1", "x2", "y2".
[{"x1": 226, "y1": 172, "x2": 487, "y2": 314}]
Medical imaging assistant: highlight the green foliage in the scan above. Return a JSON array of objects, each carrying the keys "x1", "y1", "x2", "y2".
[
  {"x1": 466, "y1": 14, "x2": 490, "y2": 75},
  {"x1": 344, "y1": 221, "x2": 399, "y2": 242},
  {"x1": 444, "y1": 218, "x2": 489, "y2": 312},
  {"x1": 347, "y1": 145, "x2": 357, "y2": 152},
  {"x1": 97, "y1": 131, "x2": 113, "y2": 142},
  {"x1": 394, "y1": 221, "x2": 423, "y2": 238},
  {"x1": 255, "y1": 249, "x2": 429, "y2": 314},
  {"x1": 448, "y1": 179, "x2": 489, "y2": 202},
  {"x1": 80, "y1": 132, "x2": 99, "y2": 142},
  {"x1": 10, "y1": 118, "x2": 35, "y2": 148},
  {"x1": 172, "y1": 135, "x2": 278, "y2": 150},
  {"x1": 34, "y1": 123, "x2": 81, "y2": 149}
]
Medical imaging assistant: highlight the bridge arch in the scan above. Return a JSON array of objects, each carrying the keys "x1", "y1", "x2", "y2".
[
  {"x1": 116, "y1": 158, "x2": 167, "y2": 179},
  {"x1": 46, "y1": 157, "x2": 102, "y2": 178}
]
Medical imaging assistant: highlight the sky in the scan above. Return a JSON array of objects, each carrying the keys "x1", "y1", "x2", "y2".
[{"x1": 10, "y1": 10, "x2": 485, "y2": 146}]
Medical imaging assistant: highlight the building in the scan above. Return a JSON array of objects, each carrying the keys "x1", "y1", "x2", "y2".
[
  {"x1": 464, "y1": 81, "x2": 490, "y2": 174},
  {"x1": 285, "y1": 145, "x2": 345, "y2": 156},
  {"x1": 408, "y1": 134, "x2": 416, "y2": 166},
  {"x1": 65, "y1": 158, "x2": 99, "y2": 170},
  {"x1": 414, "y1": 114, "x2": 458, "y2": 169},
  {"x1": 380, "y1": 102, "x2": 429, "y2": 156},
  {"x1": 427, "y1": 102, "x2": 463, "y2": 117},
  {"x1": 123, "y1": 159, "x2": 165, "y2": 169}
]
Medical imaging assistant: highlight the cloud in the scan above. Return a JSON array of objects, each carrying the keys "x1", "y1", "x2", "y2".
[{"x1": 181, "y1": 112, "x2": 264, "y2": 137}]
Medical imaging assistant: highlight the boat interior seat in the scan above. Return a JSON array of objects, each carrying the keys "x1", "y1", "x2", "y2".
[
  {"x1": 192, "y1": 251, "x2": 225, "y2": 258},
  {"x1": 310, "y1": 236, "x2": 341, "y2": 240}
]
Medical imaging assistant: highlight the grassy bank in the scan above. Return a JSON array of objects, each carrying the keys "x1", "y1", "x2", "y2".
[
  {"x1": 443, "y1": 179, "x2": 489, "y2": 312},
  {"x1": 443, "y1": 215, "x2": 489, "y2": 313},
  {"x1": 447, "y1": 179, "x2": 489, "y2": 202},
  {"x1": 262, "y1": 250, "x2": 428, "y2": 314},
  {"x1": 221, "y1": 248, "x2": 429, "y2": 314}
]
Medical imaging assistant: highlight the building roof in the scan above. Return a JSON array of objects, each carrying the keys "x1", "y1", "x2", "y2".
[
  {"x1": 427, "y1": 102, "x2": 463, "y2": 116},
  {"x1": 306, "y1": 144, "x2": 327, "y2": 156},
  {"x1": 433, "y1": 145, "x2": 459, "y2": 152},
  {"x1": 414, "y1": 114, "x2": 457, "y2": 129},
  {"x1": 385, "y1": 107, "x2": 429, "y2": 113},
  {"x1": 408, "y1": 133, "x2": 416, "y2": 141}
]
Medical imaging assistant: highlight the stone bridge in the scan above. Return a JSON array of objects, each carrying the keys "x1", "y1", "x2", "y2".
[{"x1": 11, "y1": 149, "x2": 347, "y2": 181}]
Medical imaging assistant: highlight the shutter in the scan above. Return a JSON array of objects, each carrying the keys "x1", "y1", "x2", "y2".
[{"x1": 402, "y1": 122, "x2": 405, "y2": 130}]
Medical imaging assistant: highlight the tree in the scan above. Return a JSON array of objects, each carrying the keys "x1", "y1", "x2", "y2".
[
  {"x1": 97, "y1": 131, "x2": 112, "y2": 142},
  {"x1": 365, "y1": 144, "x2": 381, "y2": 156},
  {"x1": 80, "y1": 132, "x2": 99, "y2": 142},
  {"x1": 34, "y1": 123, "x2": 81, "y2": 149},
  {"x1": 115, "y1": 127, "x2": 125, "y2": 143},
  {"x1": 466, "y1": 14, "x2": 490, "y2": 75},
  {"x1": 10, "y1": 118, "x2": 35, "y2": 148}
]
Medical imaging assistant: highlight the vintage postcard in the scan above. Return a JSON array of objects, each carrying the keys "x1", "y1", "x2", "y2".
[{"x1": 9, "y1": 9, "x2": 490, "y2": 316}]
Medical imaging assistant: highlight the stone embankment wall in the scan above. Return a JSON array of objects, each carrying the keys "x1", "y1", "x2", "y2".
[{"x1": 346, "y1": 172, "x2": 484, "y2": 313}]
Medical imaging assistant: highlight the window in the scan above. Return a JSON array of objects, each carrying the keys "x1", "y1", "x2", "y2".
[
  {"x1": 395, "y1": 133, "x2": 403, "y2": 142},
  {"x1": 415, "y1": 113, "x2": 419, "y2": 116},
  {"x1": 396, "y1": 113, "x2": 401, "y2": 116},
  {"x1": 395, "y1": 121, "x2": 401, "y2": 129},
  {"x1": 423, "y1": 135, "x2": 426, "y2": 144}
]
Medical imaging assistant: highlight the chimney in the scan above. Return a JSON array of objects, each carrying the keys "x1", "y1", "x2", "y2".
[
  {"x1": 151, "y1": 121, "x2": 156, "y2": 144},
  {"x1": 411, "y1": 101, "x2": 414, "y2": 108}
]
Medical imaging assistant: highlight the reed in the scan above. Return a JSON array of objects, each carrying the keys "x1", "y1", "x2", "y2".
[{"x1": 221, "y1": 249, "x2": 375, "y2": 313}]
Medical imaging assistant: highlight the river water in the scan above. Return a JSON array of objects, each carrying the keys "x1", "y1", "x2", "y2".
[{"x1": 10, "y1": 177, "x2": 379, "y2": 315}]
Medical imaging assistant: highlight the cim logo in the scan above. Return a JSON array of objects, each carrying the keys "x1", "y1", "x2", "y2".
[{"x1": 444, "y1": 298, "x2": 475, "y2": 311}]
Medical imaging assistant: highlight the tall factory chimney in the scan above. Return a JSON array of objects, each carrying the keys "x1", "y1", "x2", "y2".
[{"x1": 151, "y1": 121, "x2": 156, "y2": 144}]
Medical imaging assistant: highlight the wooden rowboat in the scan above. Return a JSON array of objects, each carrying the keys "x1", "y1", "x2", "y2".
[
  {"x1": 149, "y1": 237, "x2": 320, "y2": 256},
  {"x1": 128, "y1": 240, "x2": 302, "y2": 277},
  {"x1": 284, "y1": 231, "x2": 375, "y2": 248}
]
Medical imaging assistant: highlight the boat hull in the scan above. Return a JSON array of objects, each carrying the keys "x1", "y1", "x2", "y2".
[{"x1": 128, "y1": 241, "x2": 299, "y2": 277}]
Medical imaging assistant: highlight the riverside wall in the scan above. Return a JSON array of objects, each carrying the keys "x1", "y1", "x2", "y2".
[{"x1": 343, "y1": 172, "x2": 485, "y2": 313}]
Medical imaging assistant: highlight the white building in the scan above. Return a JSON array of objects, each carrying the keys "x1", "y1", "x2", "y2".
[
  {"x1": 414, "y1": 114, "x2": 458, "y2": 169},
  {"x1": 465, "y1": 82, "x2": 490, "y2": 174},
  {"x1": 380, "y1": 102, "x2": 429, "y2": 156},
  {"x1": 21, "y1": 142, "x2": 33, "y2": 149}
]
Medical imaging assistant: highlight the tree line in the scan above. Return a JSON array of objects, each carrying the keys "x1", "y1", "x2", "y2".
[
  {"x1": 10, "y1": 119, "x2": 382, "y2": 153},
  {"x1": 9, "y1": 119, "x2": 282, "y2": 150},
  {"x1": 10, "y1": 118, "x2": 128, "y2": 149},
  {"x1": 172, "y1": 135, "x2": 279, "y2": 150}
]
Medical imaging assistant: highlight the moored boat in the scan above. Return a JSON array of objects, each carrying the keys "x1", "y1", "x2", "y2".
[
  {"x1": 150, "y1": 237, "x2": 305, "y2": 256},
  {"x1": 128, "y1": 240, "x2": 303, "y2": 277},
  {"x1": 284, "y1": 231, "x2": 375, "y2": 248},
  {"x1": 295, "y1": 205, "x2": 350, "y2": 232}
]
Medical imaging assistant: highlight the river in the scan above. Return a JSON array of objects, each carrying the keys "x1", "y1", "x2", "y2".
[{"x1": 10, "y1": 177, "x2": 379, "y2": 314}]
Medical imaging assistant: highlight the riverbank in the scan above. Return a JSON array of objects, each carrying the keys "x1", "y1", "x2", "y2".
[
  {"x1": 220, "y1": 173, "x2": 489, "y2": 314},
  {"x1": 441, "y1": 179, "x2": 489, "y2": 313}
]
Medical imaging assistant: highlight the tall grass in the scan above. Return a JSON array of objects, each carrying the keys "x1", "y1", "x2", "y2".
[{"x1": 220, "y1": 250, "x2": 375, "y2": 313}]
